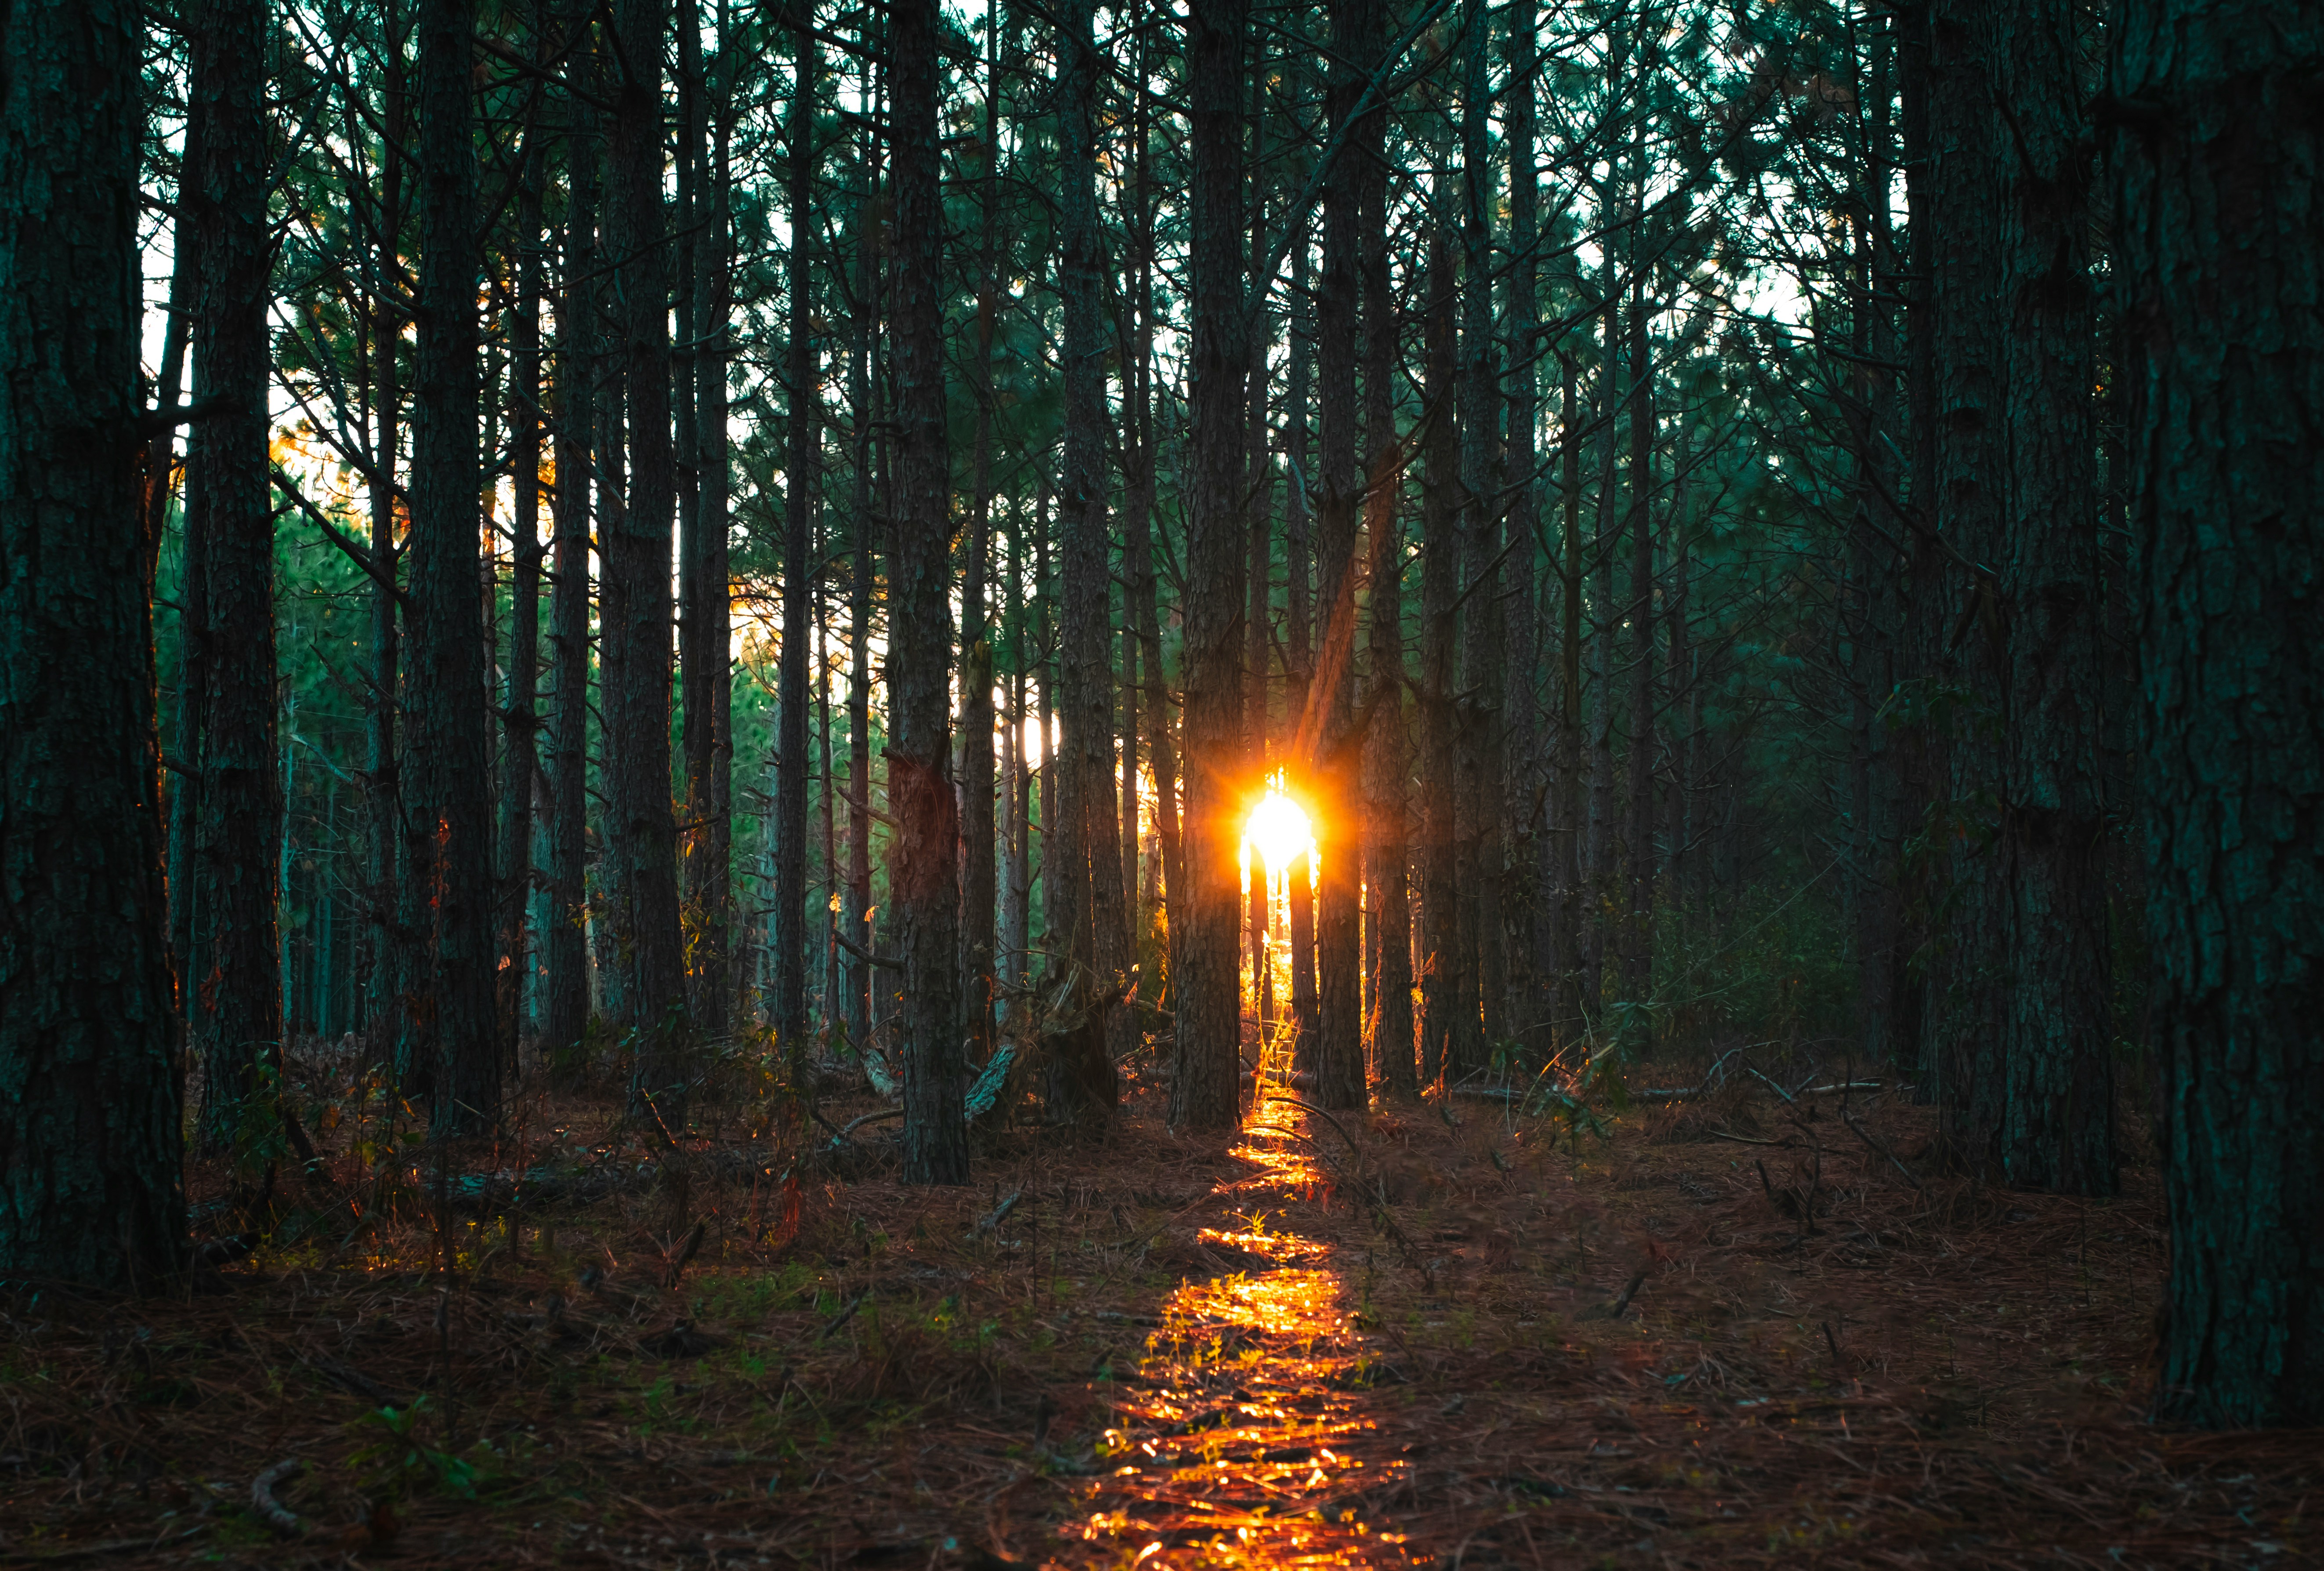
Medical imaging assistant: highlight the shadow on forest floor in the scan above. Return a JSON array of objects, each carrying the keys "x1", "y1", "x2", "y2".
[{"x1": 1, "y1": 1055, "x2": 2313, "y2": 1568}]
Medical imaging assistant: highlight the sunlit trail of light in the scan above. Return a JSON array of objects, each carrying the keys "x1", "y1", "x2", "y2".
[{"x1": 1079, "y1": 1097, "x2": 1419, "y2": 1568}]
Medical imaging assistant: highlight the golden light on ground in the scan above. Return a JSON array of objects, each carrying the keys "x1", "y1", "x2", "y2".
[
  {"x1": 1078, "y1": 1094, "x2": 1419, "y2": 1568},
  {"x1": 1242, "y1": 775, "x2": 1315, "y2": 879}
]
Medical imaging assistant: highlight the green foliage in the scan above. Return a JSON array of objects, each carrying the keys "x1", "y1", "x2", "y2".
[{"x1": 348, "y1": 1396, "x2": 503, "y2": 1501}]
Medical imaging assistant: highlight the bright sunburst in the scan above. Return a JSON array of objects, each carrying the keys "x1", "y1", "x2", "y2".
[{"x1": 1243, "y1": 776, "x2": 1316, "y2": 878}]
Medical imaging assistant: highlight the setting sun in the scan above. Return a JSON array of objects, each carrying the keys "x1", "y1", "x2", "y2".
[{"x1": 1243, "y1": 777, "x2": 1315, "y2": 878}]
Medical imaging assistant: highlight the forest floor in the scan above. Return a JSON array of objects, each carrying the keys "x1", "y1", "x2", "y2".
[{"x1": 2, "y1": 1048, "x2": 2314, "y2": 1570}]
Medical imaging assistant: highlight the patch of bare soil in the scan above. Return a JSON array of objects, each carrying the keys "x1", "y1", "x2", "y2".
[{"x1": 0, "y1": 1062, "x2": 2311, "y2": 1569}]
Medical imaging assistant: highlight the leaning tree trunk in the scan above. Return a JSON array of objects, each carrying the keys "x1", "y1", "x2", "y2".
[
  {"x1": 1169, "y1": 0, "x2": 1250, "y2": 1132},
  {"x1": 889, "y1": 0, "x2": 967, "y2": 1183},
  {"x1": 185, "y1": 0, "x2": 282, "y2": 1155},
  {"x1": 605, "y1": 0, "x2": 690, "y2": 1120},
  {"x1": 0, "y1": 0, "x2": 186, "y2": 1289},
  {"x1": 2113, "y1": 0, "x2": 2324, "y2": 1428},
  {"x1": 409, "y1": 0, "x2": 500, "y2": 1134}
]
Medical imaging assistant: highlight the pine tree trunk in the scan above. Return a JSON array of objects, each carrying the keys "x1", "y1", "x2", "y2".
[
  {"x1": 606, "y1": 0, "x2": 689, "y2": 1116},
  {"x1": 889, "y1": 0, "x2": 966, "y2": 1183},
  {"x1": 185, "y1": 0, "x2": 282, "y2": 1154},
  {"x1": 0, "y1": 0, "x2": 187, "y2": 1288},
  {"x1": 1502, "y1": 0, "x2": 1543, "y2": 1059},
  {"x1": 1893, "y1": 0, "x2": 1936, "y2": 1091},
  {"x1": 1286, "y1": 225, "x2": 1320, "y2": 1080},
  {"x1": 1583, "y1": 287, "x2": 1620, "y2": 1018},
  {"x1": 958, "y1": 11, "x2": 1004, "y2": 1070},
  {"x1": 1924, "y1": 0, "x2": 2009, "y2": 1141},
  {"x1": 2113, "y1": 0, "x2": 2324, "y2": 1427},
  {"x1": 1453, "y1": 0, "x2": 1501, "y2": 1078},
  {"x1": 772, "y1": 11, "x2": 817, "y2": 1076},
  {"x1": 1052, "y1": 0, "x2": 1124, "y2": 1124},
  {"x1": 1990, "y1": 0, "x2": 2114, "y2": 1195},
  {"x1": 1621, "y1": 286, "x2": 1655, "y2": 1012},
  {"x1": 156, "y1": 125, "x2": 200, "y2": 1035},
  {"x1": 543, "y1": 54, "x2": 597, "y2": 1067},
  {"x1": 1417, "y1": 220, "x2": 1460, "y2": 1089},
  {"x1": 1553, "y1": 357, "x2": 1586, "y2": 1048},
  {"x1": 681, "y1": 4, "x2": 734, "y2": 1044},
  {"x1": 1003, "y1": 515, "x2": 1032, "y2": 1001},
  {"x1": 410, "y1": 0, "x2": 500, "y2": 1134},
  {"x1": 843, "y1": 101, "x2": 877, "y2": 1059},
  {"x1": 1169, "y1": 0, "x2": 1249, "y2": 1132},
  {"x1": 500, "y1": 22, "x2": 547, "y2": 1056},
  {"x1": 1308, "y1": 0, "x2": 1367, "y2": 1110},
  {"x1": 1357, "y1": 30, "x2": 1411, "y2": 1096},
  {"x1": 1127, "y1": 65, "x2": 1168, "y2": 948}
]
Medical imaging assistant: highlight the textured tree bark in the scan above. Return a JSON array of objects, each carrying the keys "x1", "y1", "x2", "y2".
[
  {"x1": 1851, "y1": 11, "x2": 1907, "y2": 1071},
  {"x1": 1923, "y1": 0, "x2": 2009, "y2": 1143},
  {"x1": 156, "y1": 113, "x2": 201, "y2": 1036},
  {"x1": 1053, "y1": 0, "x2": 1124, "y2": 1126},
  {"x1": 889, "y1": 0, "x2": 967, "y2": 1183},
  {"x1": 1453, "y1": 0, "x2": 1501, "y2": 1078},
  {"x1": 1988, "y1": 0, "x2": 2114, "y2": 1196},
  {"x1": 1308, "y1": 0, "x2": 1368, "y2": 1111},
  {"x1": 1003, "y1": 515, "x2": 1032, "y2": 1003},
  {"x1": 542, "y1": 54, "x2": 597, "y2": 1067},
  {"x1": 1502, "y1": 0, "x2": 1543, "y2": 1059},
  {"x1": 843, "y1": 99, "x2": 877, "y2": 1059},
  {"x1": 1893, "y1": 0, "x2": 1936, "y2": 1093},
  {"x1": 1553, "y1": 357, "x2": 1586, "y2": 1049},
  {"x1": 2113, "y1": 0, "x2": 2324, "y2": 1427},
  {"x1": 1416, "y1": 220, "x2": 1460, "y2": 1090},
  {"x1": 1358, "y1": 40, "x2": 1411, "y2": 1097},
  {"x1": 363, "y1": 146, "x2": 408, "y2": 1064},
  {"x1": 1245, "y1": 83, "x2": 1273, "y2": 1044},
  {"x1": 958, "y1": 10, "x2": 1004, "y2": 1072},
  {"x1": 1246, "y1": 268, "x2": 1273, "y2": 1052},
  {"x1": 681, "y1": 3, "x2": 734, "y2": 1045},
  {"x1": 1583, "y1": 288, "x2": 1619, "y2": 1017},
  {"x1": 605, "y1": 0, "x2": 689, "y2": 1119},
  {"x1": 500, "y1": 21, "x2": 547, "y2": 1057},
  {"x1": 0, "y1": 0, "x2": 187, "y2": 1288},
  {"x1": 1621, "y1": 286, "x2": 1655, "y2": 1011},
  {"x1": 409, "y1": 0, "x2": 501, "y2": 1134},
  {"x1": 1286, "y1": 227, "x2": 1321, "y2": 1081},
  {"x1": 185, "y1": 0, "x2": 282, "y2": 1155},
  {"x1": 1169, "y1": 0, "x2": 1249, "y2": 1133},
  {"x1": 1127, "y1": 61, "x2": 1168, "y2": 950},
  {"x1": 772, "y1": 11, "x2": 817, "y2": 1077}
]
